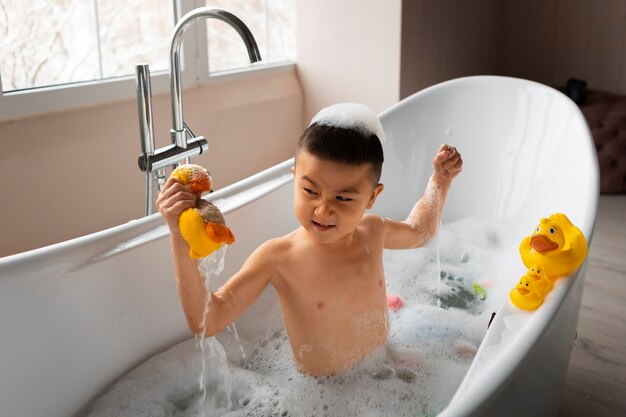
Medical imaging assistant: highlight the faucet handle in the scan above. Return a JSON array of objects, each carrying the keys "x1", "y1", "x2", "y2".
[
  {"x1": 138, "y1": 137, "x2": 209, "y2": 173},
  {"x1": 183, "y1": 122, "x2": 197, "y2": 140}
]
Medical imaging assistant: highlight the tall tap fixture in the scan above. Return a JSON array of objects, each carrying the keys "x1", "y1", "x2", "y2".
[
  {"x1": 169, "y1": 8, "x2": 262, "y2": 156},
  {"x1": 135, "y1": 8, "x2": 262, "y2": 215}
]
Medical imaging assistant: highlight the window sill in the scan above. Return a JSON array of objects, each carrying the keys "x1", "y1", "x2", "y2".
[{"x1": 0, "y1": 61, "x2": 296, "y2": 122}]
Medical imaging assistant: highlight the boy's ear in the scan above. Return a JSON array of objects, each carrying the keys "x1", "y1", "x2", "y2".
[
  {"x1": 367, "y1": 183, "x2": 384, "y2": 209},
  {"x1": 291, "y1": 166, "x2": 295, "y2": 176}
]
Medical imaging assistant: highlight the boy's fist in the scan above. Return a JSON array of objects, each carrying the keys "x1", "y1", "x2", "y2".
[{"x1": 433, "y1": 144, "x2": 462, "y2": 183}]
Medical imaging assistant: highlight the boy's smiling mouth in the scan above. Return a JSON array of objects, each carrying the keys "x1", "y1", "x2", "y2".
[{"x1": 312, "y1": 220, "x2": 336, "y2": 231}]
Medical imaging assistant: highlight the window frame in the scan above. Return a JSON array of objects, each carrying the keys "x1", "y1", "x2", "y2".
[{"x1": 0, "y1": 0, "x2": 294, "y2": 121}]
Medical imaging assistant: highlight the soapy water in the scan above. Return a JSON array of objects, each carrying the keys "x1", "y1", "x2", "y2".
[
  {"x1": 81, "y1": 218, "x2": 522, "y2": 417},
  {"x1": 196, "y1": 246, "x2": 230, "y2": 415}
]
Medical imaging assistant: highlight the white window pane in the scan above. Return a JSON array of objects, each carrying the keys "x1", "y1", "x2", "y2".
[
  {"x1": 98, "y1": 0, "x2": 173, "y2": 79},
  {"x1": 0, "y1": 0, "x2": 173, "y2": 92},
  {"x1": 266, "y1": 0, "x2": 296, "y2": 63},
  {"x1": 1, "y1": 0, "x2": 99, "y2": 91},
  {"x1": 205, "y1": 0, "x2": 295, "y2": 73}
]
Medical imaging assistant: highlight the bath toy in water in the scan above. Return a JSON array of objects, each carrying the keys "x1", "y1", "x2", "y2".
[
  {"x1": 509, "y1": 265, "x2": 552, "y2": 311},
  {"x1": 386, "y1": 293, "x2": 405, "y2": 311},
  {"x1": 170, "y1": 164, "x2": 235, "y2": 258},
  {"x1": 519, "y1": 213, "x2": 588, "y2": 280},
  {"x1": 472, "y1": 283, "x2": 487, "y2": 301}
]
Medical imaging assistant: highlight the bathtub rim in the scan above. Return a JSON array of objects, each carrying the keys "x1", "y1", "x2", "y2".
[
  {"x1": 0, "y1": 158, "x2": 296, "y2": 275},
  {"x1": 438, "y1": 261, "x2": 588, "y2": 417},
  {"x1": 412, "y1": 76, "x2": 599, "y2": 416}
]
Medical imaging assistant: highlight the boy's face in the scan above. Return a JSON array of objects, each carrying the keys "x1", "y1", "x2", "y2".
[{"x1": 292, "y1": 151, "x2": 384, "y2": 245}]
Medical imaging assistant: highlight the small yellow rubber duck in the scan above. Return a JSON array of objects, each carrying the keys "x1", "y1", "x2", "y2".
[
  {"x1": 510, "y1": 273, "x2": 544, "y2": 311},
  {"x1": 519, "y1": 213, "x2": 588, "y2": 280},
  {"x1": 509, "y1": 265, "x2": 551, "y2": 310},
  {"x1": 170, "y1": 164, "x2": 235, "y2": 258},
  {"x1": 526, "y1": 264, "x2": 552, "y2": 294}
]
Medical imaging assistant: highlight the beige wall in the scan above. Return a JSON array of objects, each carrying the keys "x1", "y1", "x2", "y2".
[
  {"x1": 500, "y1": 0, "x2": 626, "y2": 94},
  {"x1": 400, "y1": 0, "x2": 502, "y2": 98},
  {"x1": 0, "y1": 68, "x2": 303, "y2": 257},
  {"x1": 296, "y1": 0, "x2": 403, "y2": 121}
]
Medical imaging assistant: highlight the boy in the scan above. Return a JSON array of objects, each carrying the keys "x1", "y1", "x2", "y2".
[{"x1": 157, "y1": 103, "x2": 462, "y2": 376}]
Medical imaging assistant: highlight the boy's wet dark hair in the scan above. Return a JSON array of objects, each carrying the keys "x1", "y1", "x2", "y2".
[{"x1": 296, "y1": 122, "x2": 384, "y2": 184}]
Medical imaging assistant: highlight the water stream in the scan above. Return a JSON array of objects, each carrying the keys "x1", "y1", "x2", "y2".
[{"x1": 196, "y1": 246, "x2": 234, "y2": 416}]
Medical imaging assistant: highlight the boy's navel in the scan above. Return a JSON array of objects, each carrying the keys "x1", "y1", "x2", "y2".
[
  {"x1": 316, "y1": 301, "x2": 325, "y2": 310},
  {"x1": 298, "y1": 343, "x2": 313, "y2": 359}
]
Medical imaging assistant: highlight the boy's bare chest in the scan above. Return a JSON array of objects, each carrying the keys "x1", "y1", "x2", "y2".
[
  {"x1": 272, "y1": 243, "x2": 389, "y2": 374},
  {"x1": 275, "y1": 245, "x2": 386, "y2": 313}
]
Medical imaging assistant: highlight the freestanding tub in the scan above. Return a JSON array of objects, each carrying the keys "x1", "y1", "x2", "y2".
[{"x1": 0, "y1": 76, "x2": 598, "y2": 417}]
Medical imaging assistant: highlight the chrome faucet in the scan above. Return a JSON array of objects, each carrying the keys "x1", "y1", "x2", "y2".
[{"x1": 136, "y1": 8, "x2": 262, "y2": 215}]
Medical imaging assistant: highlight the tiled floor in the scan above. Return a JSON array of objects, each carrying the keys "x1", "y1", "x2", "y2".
[{"x1": 557, "y1": 195, "x2": 626, "y2": 417}]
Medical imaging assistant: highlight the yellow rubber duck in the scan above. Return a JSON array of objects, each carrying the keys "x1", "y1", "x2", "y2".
[
  {"x1": 510, "y1": 274, "x2": 543, "y2": 311},
  {"x1": 509, "y1": 265, "x2": 552, "y2": 311},
  {"x1": 526, "y1": 264, "x2": 552, "y2": 295},
  {"x1": 170, "y1": 164, "x2": 235, "y2": 259},
  {"x1": 519, "y1": 213, "x2": 588, "y2": 280}
]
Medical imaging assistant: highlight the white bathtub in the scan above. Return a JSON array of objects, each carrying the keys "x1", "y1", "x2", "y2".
[{"x1": 0, "y1": 76, "x2": 598, "y2": 417}]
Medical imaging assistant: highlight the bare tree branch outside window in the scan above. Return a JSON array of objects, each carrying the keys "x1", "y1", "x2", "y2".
[
  {"x1": 206, "y1": 0, "x2": 295, "y2": 73},
  {"x1": 0, "y1": 0, "x2": 295, "y2": 93}
]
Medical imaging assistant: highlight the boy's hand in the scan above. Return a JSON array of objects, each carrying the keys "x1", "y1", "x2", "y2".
[
  {"x1": 432, "y1": 144, "x2": 463, "y2": 184},
  {"x1": 156, "y1": 177, "x2": 197, "y2": 235}
]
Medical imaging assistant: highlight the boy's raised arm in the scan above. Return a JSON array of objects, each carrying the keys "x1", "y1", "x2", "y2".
[{"x1": 383, "y1": 144, "x2": 462, "y2": 249}]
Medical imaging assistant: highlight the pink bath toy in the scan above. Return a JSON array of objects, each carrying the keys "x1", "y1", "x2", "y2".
[{"x1": 386, "y1": 293, "x2": 405, "y2": 310}]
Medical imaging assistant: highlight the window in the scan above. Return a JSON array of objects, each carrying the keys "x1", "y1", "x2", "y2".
[
  {"x1": 205, "y1": 0, "x2": 296, "y2": 73},
  {"x1": 0, "y1": 0, "x2": 173, "y2": 92},
  {"x1": 0, "y1": 0, "x2": 296, "y2": 119}
]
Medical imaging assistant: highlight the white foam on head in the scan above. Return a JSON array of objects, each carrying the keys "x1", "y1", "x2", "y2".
[{"x1": 310, "y1": 103, "x2": 386, "y2": 143}]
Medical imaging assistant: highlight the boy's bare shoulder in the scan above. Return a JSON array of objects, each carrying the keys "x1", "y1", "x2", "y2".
[
  {"x1": 252, "y1": 230, "x2": 299, "y2": 258},
  {"x1": 361, "y1": 213, "x2": 386, "y2": 230}
]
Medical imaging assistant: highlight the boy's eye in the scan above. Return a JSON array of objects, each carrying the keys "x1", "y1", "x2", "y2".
[
  {"x1": 303, "y1": 187, "x2": 317, "y2": 195},
  {"x1": 336, "y1": 196, "x2": 353, "y2": 202}
]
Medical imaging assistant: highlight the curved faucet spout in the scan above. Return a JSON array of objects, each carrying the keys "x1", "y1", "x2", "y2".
[{"x1": 169, "y1": 7, "x2": 262, "y2": 151}]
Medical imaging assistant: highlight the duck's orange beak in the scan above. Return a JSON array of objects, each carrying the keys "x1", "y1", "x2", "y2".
[{"x1": 530, "y1": 234, "x2": 559, "y2": 254}]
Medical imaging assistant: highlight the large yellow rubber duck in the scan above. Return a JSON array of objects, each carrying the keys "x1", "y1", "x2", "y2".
[
  {"x1": 509, "y1": 265, "x2": 552, "y2": 310},
  {"x1": 170, "y1": 164, "x2": 235, "y2": 258},
  {"x1": 519, "y1": 213, "x2": 588, "y2": 280}
]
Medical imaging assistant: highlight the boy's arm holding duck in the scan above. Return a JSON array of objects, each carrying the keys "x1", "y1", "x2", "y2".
[{"x1": 157, "y1": 177, "x2": 274, "y2": 337}]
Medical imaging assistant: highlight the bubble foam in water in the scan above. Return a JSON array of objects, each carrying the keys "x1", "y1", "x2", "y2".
[{"x1": 82, "y1": 218, "x2": 523, "y2": 417}]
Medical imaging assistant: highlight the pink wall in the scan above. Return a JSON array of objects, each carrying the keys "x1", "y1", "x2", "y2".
[
  {"x1": 296, "y1": 0, "x2": 403, "y2": 121},
  {"x1": 0, "y1": 68, "x2": 303, "y2": 257}
]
